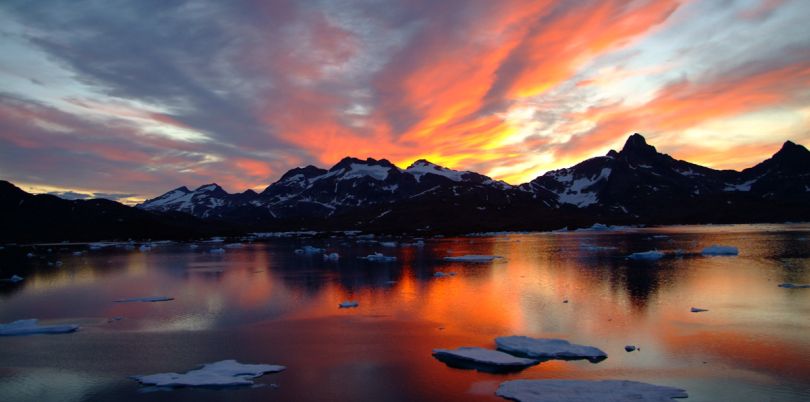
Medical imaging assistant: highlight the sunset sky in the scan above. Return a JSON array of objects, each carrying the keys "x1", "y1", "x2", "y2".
[{"x1": 1, "y1": 0, "x2": 809, "y2": 203}]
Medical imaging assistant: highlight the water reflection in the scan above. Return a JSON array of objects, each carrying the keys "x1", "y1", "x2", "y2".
[{"x1": 0, "y1": 224, "x2": 809, "y2": 401}]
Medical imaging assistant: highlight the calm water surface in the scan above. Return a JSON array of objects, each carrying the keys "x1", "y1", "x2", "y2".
[{"x1": 1, "y1": 224, "x2": 809, "y2": 401}]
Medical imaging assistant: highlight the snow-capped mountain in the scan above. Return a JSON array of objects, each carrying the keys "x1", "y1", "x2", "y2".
[{"x1": 137, "y1": 134, "x2": 810, "y2": 230}]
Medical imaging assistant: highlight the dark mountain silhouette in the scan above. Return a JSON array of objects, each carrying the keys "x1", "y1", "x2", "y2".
[{"x1": 3, "y1": 134, "x2": 808, "y2": 241}]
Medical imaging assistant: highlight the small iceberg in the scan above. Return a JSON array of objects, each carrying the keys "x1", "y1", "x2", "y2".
[
  {"x1": 114, "y1": 296, "x2": 174, "y2": 303},
  {"x1": 443, "y1": 255, "x2": 503, "y2": 263},
  {"x1": 209, "y1": 248, "x2": 226, "y2": 254},
  {"x1": 131, "y1": 359, "x2": 285, "y2": 388},
  {"x1": 701, "y1": 245, "x2": 738, "y2": 256},
  {"x1": 338, "y1": 300, "x2": 359, "y2": 308},
  {"x1": 432, "y1": 347, "x2": 538, "y2": 373},
  {"x1": 359, "y1": 252, "x2": 397, "y2": 262},
  {"x1": 627, "y1": 251, "x2": 665, "y2": 261},
  {"x1": 625, "y1": 345, "x2": 637, "y2": 352},
  {"x1": 778, "y1": 283, "x2": 810, "y2": 289},
  {"x1": 1, "y1": 274, "x2": 24, "y2": 283},
  {"x1": 433, "y1": 271, "x2": 456, "y2": 278},
  {"x1": 294, "y1": 245, "x2": 324, "y2": 255},
  {"x1": 495, "y1": 379, "x2": 688, "y2": 402},
  {"x1": 690, "y1": 307, "x2": 708, "y2": 313},
  {"x1": 495, "y1": 336, "x2": 607, "y2": 363},
  {"x1": 323, "y1": 252, "x2": 340, "y2": 261},
  {"x1": 0, "y1": 319, "x2": 79, "y2": 336}
]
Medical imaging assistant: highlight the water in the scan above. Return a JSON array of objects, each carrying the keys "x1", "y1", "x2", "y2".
[{"x1": 1, "y1": 224, "x2": 809, "y2": 401}]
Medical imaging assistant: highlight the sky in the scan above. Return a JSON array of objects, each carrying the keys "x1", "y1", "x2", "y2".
[{"x1": 1, "y1": 0, "x2": 809, "y2": 204}]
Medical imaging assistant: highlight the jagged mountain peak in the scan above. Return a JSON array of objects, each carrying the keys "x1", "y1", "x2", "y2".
[
  {"x1": 331, "y1": 156, "x2": 397, "y2": 172},
  {"x1": 278, "y1": 165, "x2": 328, "y2": 182},
  {"x1": 773, "y1": 140, "x2": 809, "y2": 159},
  {"x1": 619, "y1": 133, "x2": 658, "y2": 158},
  {"x1": 194, "y1": 183, "x2": 225, "y2": 193}
]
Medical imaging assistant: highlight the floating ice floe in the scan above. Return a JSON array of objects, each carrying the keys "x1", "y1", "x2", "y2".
[
  {"x1": 294, "y1": 245, "x2": 324, "y2": 255},
  {"x1": 224, "y1": 243, "x2": 244, "y2": 249},
  {"x1": 690, "y1": 307, "x2": 709, "y2": 313},
  {"x1": 625, "y1": 345, "x2": 637, "y2": 352},
  {"x1": 778, "y1": 283, "x2": 810, "y2": 289},
  {"x1": 1, "y1": 274, "x2": 24, "y2": 283},
  {"x1": 208, "y1": 248, "x2": 226, "y2": 254},
  {"x1": 189, "y1": 244, "x2": 199, "y2": 249},
  {"x1": 72, "y1": 251, "x2": 83, "y2": 256},
  {"x1": 0, "y1": 319, "x2": 79, "y2": 336},
  {"x1": 339, "y1": 300, "x2": 359, "y2": 308},
  {"x1": 432, "y1": 347, "x2": 538, "y2": 373},
  {"x1": 575, "y1": 223, "x2": 633, "y2": 232},
  {"x1": 26, "y1": 253, "x2": 34, "y2": 258},
  {"x1": 131, "y1": 359, "x2": 286, "y2": 388},
  {"x1": 139, "y1": 245, "x2": 152, "y2": 252},
  {"x1": 580, "y1": 243, "x2": 617, "y2": 251},
  {"x1": 495, "y1": 379, "x2": 688, "y2": 402},
  {"x1": 433, "y1": 271, "x2": 456, "y2": 278},
  {"x1": 359, "y1": 252, "x2": 397, "y2": 262},
  {"x1": 379, "y1": 241, "x2": 397, "y2": 247},
  {"x1": 114, "y1": 296, "x2": 174, "y2": 303},
  {"x1": 701, "y1": 245, "x2": 738, "y2": 256},
  {"x1": 443, "y1": 255, "x2": 503, "y2": 263},
  {"x1": 627, "y1": 251, "x2": 665, "y2": 261},
  {"x1": 323, "y1": 252, "x2": 340, "y2": 261},
  {"x1": 495, "y1": 336, "x2": 607, "y2": 363}
]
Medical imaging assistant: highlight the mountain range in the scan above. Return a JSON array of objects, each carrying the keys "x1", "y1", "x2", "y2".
[{"x1": 3, "y1": 134, "x2": 809, "y2": 241}]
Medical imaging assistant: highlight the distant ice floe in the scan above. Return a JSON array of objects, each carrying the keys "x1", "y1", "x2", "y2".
[
  {"x1": 379, "y1": 241, "x2": 397, "y2": 247},
  {"x1": 224, "y1": 243, "x2": 244, "y2": 249},
  {"x1": 209, "y1": 248, "x2": 226, "y2": 254},
  {"x1": 114, "y1": 296, "x2": 174, "y2": 303},
  {"x1": 690, "y1": 307, "x2": 709, "y2": 313},
  {"x1": 627, "y1": 251, "x2": 665, "y2": 261},
  {"x1": 778, "y1": 283, "x2": 810, "y2": 289},
  {"x1": 339, "y1": 300, "x2": 359, "y2": 308},
  {"x1": 139, "y1": 245, "x2": 152, "y2": 252},
  {"x1": 433, "y1": 271, "x2": 456, "y2": 278},
  {"x1": 1, "y1": 274, "x2": 24, "y2": 283},
  {"x1": 323, "y1": 252, "x2": 340, "y2": 261},
  {"x1": 443, "y1": 255, "x2": 503, "y2": 262},
  {"x1": 495, "y1": 379, "x2": 688, "y2": 402},
  {"x1": 625, "y1": 345, "x2": 637, "y2": 352},
  {"x1": 359, "y1": 252, "x2": 397, "y2": 262},
  {"x1": 495, "y1": 336, "x2": 607, "y2": 363},
  {"x1": 574, "y1": 223, "x2": 634, "y2": 232},
  {"x1": 0, "y1": 319, "x2": 79, "y2": 336},
  {"x1": 131, "y1": 359, "x2": 286, "y2": 388},
  {"x1": 432, "y1": 347, "x2": 538, "y2": 373},
  {"x1": 294, "y1": 245, "x2": 324, "y2": 255},
  {"x1": 701, "y1": 245, "x2": 738, "y2": 256}
]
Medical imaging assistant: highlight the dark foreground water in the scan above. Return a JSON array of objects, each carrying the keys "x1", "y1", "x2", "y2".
[{"x1": 1, "y1": 224, "x2": 809, "y2": 402}]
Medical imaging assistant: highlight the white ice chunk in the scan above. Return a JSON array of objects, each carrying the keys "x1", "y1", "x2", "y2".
[
  {"x1": 495, "y1": 336, "x2": 607, "y2": 362},
  {"x1": 496, "y1": 379, "x2": 688, "y2": 402},
  {"x1": 432, "y1": 347, "x2": 538, "y2": 372},
  {"x1": 2, "y1": 274, "x2": 24, "y2": 283},
  {"x1": 359, "y1": 252, "x2": 397, "y2": 262},
  {"x1": 114, "y1": 296, "x2": 174, "y2": 303},
  {"x1": 443, "y1": 255, "x2": 503, "y2": 262},
  {"x1": 323, "y1": 252, "x2": 340, "y2": 261},
  {"x1": 690, "y1": 307, "x2": 708, "y2": 313},
  {"x1": 701, "y1": 245, "x2": 738, "y2": 256},
  {"x1": 778, "y1": 283, "x2": 810, "y2": 289},
  {"x1": 0, "y1": 319, "x2": 79, "y2": 336},
  {"x1": 209, "y1": 248, "x2": 226, "y2": 254},
  {"x1": 627, "y1": 251, "x2": 665, "y2": 261},
  {"x1": 294, "y1": 245, "x2": 324, "y2": 255},
  {"x1": 131, "y1": 359, "x2": 285, "y2": 388},
  {"x1": 339, "y1": 300, "x2": 359, "y2": 308}
]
